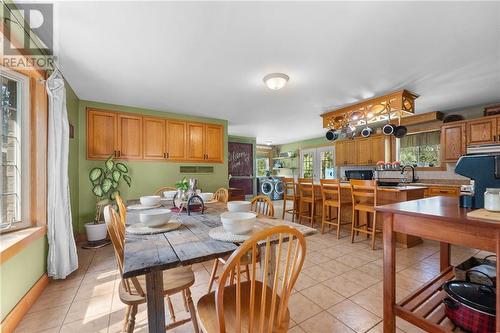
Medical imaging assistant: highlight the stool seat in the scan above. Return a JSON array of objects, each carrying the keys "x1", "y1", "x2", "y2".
[
  {"x1": 324, "y1": 199, "x2": 340, "y2": 207},
  {"x1": 353, "y1": 203, "x2": 375, "y2": 212}
]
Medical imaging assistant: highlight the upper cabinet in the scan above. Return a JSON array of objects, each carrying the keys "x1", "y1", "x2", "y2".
[
  {"x1": 336, "y1": 135, "x2": 386, "y2": 166},
  {"x1": 467, "y1": 118, "x2": 497, "y2": 145},
  {"x1": 87, "y1": 108, "x2": 224, "y2": 163},
  {"x1": 335, "y1": 140, "x2": 356, "y2": 166},
  {"x1": 441, "y1": 123, "x2": 466, "y2": 162}
]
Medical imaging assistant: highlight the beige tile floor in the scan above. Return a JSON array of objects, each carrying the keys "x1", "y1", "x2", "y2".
[{"x1": 15, "y1": 200, "x2": 488, "y2": 333}]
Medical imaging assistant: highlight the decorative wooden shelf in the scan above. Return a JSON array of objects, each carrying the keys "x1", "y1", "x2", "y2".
[{"x1": 396, "y1": 266, "x2": 459, "y2": 332}]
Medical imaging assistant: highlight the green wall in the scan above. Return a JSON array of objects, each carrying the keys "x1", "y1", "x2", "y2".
[
  {"x1": 0, "y1": 237, "x2": 48, "y2": 321},
  {"x1": 278, "y1": 136, "x2": 331, "y2": 153},
  {"x1": 76, "y1": 100, "x2": 229, "y2": 233},
  {"x1": 228, "y1": 135, "x2": 257, "y2": 195}
]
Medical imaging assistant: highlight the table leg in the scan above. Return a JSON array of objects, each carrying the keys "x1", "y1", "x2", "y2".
[
  {"x1": 383, "y1": 212, "x2": 396, "y2": 333},
  {"x1": 145, "y1": 270, "x2": 165, "y2": 333},
  {"x1": 439, "y1": 242, "x2": 451, "y2": 271},
  {"x1": 496, "y1": 232, "x2": 500, "y2": 333}
]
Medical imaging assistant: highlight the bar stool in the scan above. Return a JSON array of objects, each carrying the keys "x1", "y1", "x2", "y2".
[
  {"x1": 298, "y1": 178, "x2": 322, "y2": 227},
  {"x1": 350, "y1": 179, "x2": 381, "y2": 250},
  {"x1": 282, "y1": 177, "x2": 299, "y2": 221},
  {"x1": 320, "y1": 179, "x2": 349, "y2": 238}
]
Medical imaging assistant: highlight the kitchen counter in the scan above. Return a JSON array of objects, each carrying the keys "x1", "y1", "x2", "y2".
[
  {"x1": 338, "y1": 183, "x2": 427, "y2": 192},
  {"x1": 376, "y1": 196, "x2": 500, "y2": 332}
]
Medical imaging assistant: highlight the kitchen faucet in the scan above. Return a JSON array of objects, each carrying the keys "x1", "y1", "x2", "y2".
[{"x1": 401, "y1": 165, "x2": 418, "y2": 183}]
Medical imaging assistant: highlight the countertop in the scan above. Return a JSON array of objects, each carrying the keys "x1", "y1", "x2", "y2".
[
  {"x1": 375, "y1": 196, "x2": 500, "y2": 229},
  {"x1": 337, "y1": 182, "x2": 427, "y2": 192}
]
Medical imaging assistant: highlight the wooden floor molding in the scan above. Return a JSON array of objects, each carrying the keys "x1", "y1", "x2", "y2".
[{"x1": 0, "y1": 273, "x2": 49, "y2": 333}]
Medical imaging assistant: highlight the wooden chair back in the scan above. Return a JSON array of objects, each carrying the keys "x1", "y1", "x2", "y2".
[
  {"x1": 282, "y1": 178, "x2": 296, "y2": 200},
  {"x1": 250, "y1": 195, "x2": 275, "y2": 217},
  {"x1": 115, "y1": 194, "x2": 127, "y2": 227},
  {"x1": 298, "y1": 178, "x2": 315, "y2": 200},
  {"x1": 320, "y1": 179, "x2": 341, "y2": 204},
  {"x1": 215, "y1": 225, "x2": 306, "y2": 333},
  {"x1": 214, "y1": 188, "x2": 229, "y2": 203},
  {"x1": 350, "y1": 179, "x2": 377, "y2": 206},
  {"x1": 155, "y1": 186, "x2": 177, "y2": 196}
]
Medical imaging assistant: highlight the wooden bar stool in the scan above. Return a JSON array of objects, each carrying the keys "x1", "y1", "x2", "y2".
[
  {"x1": 282, "y1": 177, "x2": 299, "y2": 221},
  {"x1": 320, "y1": 179, "x2": 349, "y2": 238},
  {"x1": 298, "y1": 178, "x2": 322, "y2": 227},
  {"x1": 350, "y1": 179, "x2": 381, "y2": 250}
]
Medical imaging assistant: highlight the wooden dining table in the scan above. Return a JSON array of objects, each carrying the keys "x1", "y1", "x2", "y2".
[{"x1": 122, "y1": 200, "x2": 316, "y2": 333}]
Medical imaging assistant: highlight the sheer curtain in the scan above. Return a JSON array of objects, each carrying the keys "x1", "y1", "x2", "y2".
[{"x1": 46, "y1": 70, "x2": 78, "y2": 279}]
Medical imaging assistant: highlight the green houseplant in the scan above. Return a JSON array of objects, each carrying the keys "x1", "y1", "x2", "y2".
[
  {"x1": 174, "y1": 177, "x2": 189, "y2": 200},
  {"x1": 85, "y1": 156, "x2": 132, "y2": 241}
]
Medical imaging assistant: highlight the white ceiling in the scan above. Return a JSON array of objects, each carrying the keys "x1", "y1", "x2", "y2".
[{"x1": 53, "y1": 1, "x2": 500, "y2": 144}]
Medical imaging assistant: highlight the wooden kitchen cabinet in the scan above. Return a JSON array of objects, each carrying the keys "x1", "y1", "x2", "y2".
[
  {"x1": 87, "y1": 109, "x2": 118, "y2": 159},
  {"x1": 424, "y1": 186, "x2": 460, "y2": 198},
  {"x1": 441, "y1": 123, "x2": 466, "y2": 162},
  {"x1": 467, "y1": 117, "x2": 497, "y2": 145},
  {"x1": 205, "y1": 124, "x2": 223, "y2": 162},
  {"x1": 335, "y1": 140, "x2": 356, "y2": 166},
  {"x1": 117, "y1": 114, "x2": 142, "y2": 159},
  {"x1": 356, "y1": 138, "x2": 371, "y2": 165},
  {"x1": 143, "y1": 117, "x2": 166, "y2": 160},
  {"x1": 186, "y1": 122, "x2": 206, "y2": 161},
  {"x1": 186, "y1": 122, "x2": 224, "y2": 162},
  {"x1": 166, "y1": 120, "x2": 186, "y2": 161},
  {"x1": 371, "y1": 135, "x2": 386, "y2": 163}
]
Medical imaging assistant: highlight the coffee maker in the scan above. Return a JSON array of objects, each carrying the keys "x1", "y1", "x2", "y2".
[{"x1": 455, "y1": 154, "x2": 500, "y2": 209}]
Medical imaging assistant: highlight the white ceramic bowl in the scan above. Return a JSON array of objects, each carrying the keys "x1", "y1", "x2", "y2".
[
  {"x1": 227, "y1": 201, "x2": 251, "y2": 212},
  {"x1": 163, "y1": 190, "x2": 177, "y2": 199},
  {"x1": 199, "y1": 192, "x2": 214, "y2": 202},
  {"x1": 140, "y1": 195, "x2": 161, "y2": 207},
  {"x1": 220, "y1": 212, "x2": 256, "y2": 235},
  {"x1": 139, "y1": 208, "x2": 172, "y2": 227}
]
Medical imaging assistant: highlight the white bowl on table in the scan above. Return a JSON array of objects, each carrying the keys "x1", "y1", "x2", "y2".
[
  {"x1": 163, "y1": 191, "x2": 177, "y2": 199},
  {"x1": 220, "y1": 212, "x2": 256, "y2": 235},
  {"x1": 199, "y1": 192, "x2": 214, "y2": 202},
  {"x1": 139, "y1": 208, "x2": 172, "y2": 227},
  {"x1": 227, "y1": 201, "x2": 251, "y2": 212},
  {"x1": 140, "y1": 195, "x2": 161, "y2": 207}
]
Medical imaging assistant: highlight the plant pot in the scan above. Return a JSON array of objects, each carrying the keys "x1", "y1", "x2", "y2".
[{"x1": 85, "y1": 222, "x2": 107, "y2": 242}]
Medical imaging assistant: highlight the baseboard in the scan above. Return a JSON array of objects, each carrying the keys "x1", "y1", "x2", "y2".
[{"x1": 0, "y1": 273, "x2": 49, "y2": 333}]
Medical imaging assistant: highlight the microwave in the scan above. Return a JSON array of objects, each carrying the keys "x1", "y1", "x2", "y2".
[{"x1": 345, "y1": 169, "x2": 374, "y2": 180}]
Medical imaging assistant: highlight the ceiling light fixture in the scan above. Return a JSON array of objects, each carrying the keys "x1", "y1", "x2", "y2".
[
  {"x1": 265, "y1": 140, "x2": 273, "y2": 146},
  {"x1": 263, "y1": 73, "x2": 289, "y2": 90}
]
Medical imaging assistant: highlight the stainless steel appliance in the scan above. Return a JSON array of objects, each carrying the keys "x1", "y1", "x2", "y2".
[
  {"x1": 467, "y1": 144, "x2": 500, "y2": 155},
  {"x1": 258, "y1": 177, "x2": 285, "y2": 200},
  {"x1": 345, "y1": 169, "x2": 374, "y2": 180}
]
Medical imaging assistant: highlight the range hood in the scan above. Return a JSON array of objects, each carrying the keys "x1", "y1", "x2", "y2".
[{"x1": 467, "y1": 144, "x2": 500, "y2": 155}]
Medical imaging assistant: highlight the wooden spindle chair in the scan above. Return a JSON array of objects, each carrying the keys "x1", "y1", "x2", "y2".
[
  {"x1": 297, "y1": 178, "x2": 322, "y2": 227},
  {"x1": 281, "y1": 178, "x2": 299, "y2": 222},
  {"x1": 207, "y1": 195, "x2": 274, "y2": 293},
  {"x1": 103, "y1": 206, "x2": 199, "y2": 332},
  {"x1": 154, "y1": 186, "x2": 177, "y2": 196},
  {"x1": 214, "y1": 188, "x2": 229, "y2": 203},
  {"x1": 320, "y1": 179, "x2": 348, "y2": 238},
  {"x1": 350, "y1": 179, "x2": 381, "y2": 250},
  {"x1": 115, "y1": 194, "x2": 127, "y2": 227},
  {"x1": 250, "y1": 195, "x2": 275, "y2": 217},
  {"x1": 197, "y1": 225, "x2": 307, "y2": 333}
]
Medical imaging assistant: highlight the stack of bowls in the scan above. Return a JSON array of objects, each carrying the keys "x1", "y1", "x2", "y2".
[
  {"x1": 227, "y1": 201, "x2": 251, "y2": 212},
  {"x1": 220, "y1": 212, "x2": 256, "y2": 235},
  {"x1": 140, "y1": 195, "x2": 161, "y2": 207}
]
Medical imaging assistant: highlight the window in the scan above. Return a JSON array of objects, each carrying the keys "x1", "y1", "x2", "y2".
[
  {"x1": 256, "y1": 157, "x2": 269, "y2": 177},
  {"x1": 300, "y1": 147, "x2": 336, "y2": 181},
  {"x1": 398, "y1": 130, "x2": 441, "y2": 168},
  {"x1": 1, "y1": 67, "x2": 30, "y2": 233}
]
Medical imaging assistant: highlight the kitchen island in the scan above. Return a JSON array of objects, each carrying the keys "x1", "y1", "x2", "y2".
[{"x1": 377, "y1": 196, "x2": 500, "y2": 332}]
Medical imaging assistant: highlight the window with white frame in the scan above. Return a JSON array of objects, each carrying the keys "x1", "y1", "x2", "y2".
[{"x1": 1, "y1": 67, "x2": 30, "y2": 233}]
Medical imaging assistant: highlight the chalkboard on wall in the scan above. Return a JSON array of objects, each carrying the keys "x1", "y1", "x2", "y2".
[{"x1": 228, "y1": 142, "x2": 253, "y2": 177}]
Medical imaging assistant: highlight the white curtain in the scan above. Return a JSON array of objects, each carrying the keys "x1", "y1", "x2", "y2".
[{"x1": 46, "y1": 70, "x2": 78, "y2": 279}]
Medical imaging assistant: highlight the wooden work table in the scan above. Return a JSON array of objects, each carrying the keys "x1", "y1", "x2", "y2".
[{"x1": 376, "y1": 196, "x2": 500, "y2": 332}]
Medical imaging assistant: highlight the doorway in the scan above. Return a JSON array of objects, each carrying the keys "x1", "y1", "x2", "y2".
[{"x1": 299, "y1": 146, "x2": 336, "y2": 182}]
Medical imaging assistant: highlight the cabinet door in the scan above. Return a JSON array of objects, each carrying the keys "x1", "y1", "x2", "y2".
[
  {"x1": 205, "y1": 124, "x2": 223, "y2": 163},
  {"x1": 143, "y1": 117, "x2": 166, "y2": 160},
  {"x1": 87, "y1": 109, "x2": 117, "y2": 159},
  {"x1": 166, "y1": 120, "x2": 186, "y2": 161},
  {"x1": 335, "y1": 141, "x2": 346, "y2": 166},
  {"x1": 441, "y1": 123, "x2": 466, "y2": 162},
  {"x1": 117, "y1": 115, "x2": 143, "y2": 159},
  {"x1": 345, "y1": 140, "x2": 357, "y2": 165},
  {"x1": 355, "y1": 138, "x2": 371, "y2": 165},
  {"x1": 371, "y1": 136, "x2": 386, "y2": 164},
  {"x1": 467, "y1": 118, "x2": 496, "y2": 145},
  {"x1": 186, "y1": 122, "x2": 205, "y2": 160}
]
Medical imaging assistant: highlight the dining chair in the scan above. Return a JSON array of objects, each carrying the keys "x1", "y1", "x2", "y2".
[
  {"x1": 214, "y1": 188, "x2": 229, "y2": 203},
  {"x1": 155, "y1": 186, "x2": 177, "y2": 196},
  {"x1": 298, "y1": 178, "x2": 322, "y2": 227},
  {"x1": 197, "y1": 225, "x2": 306, "y2": 333},
  {"x1": 207, "y1": 195, "x2": 274, "y2": 293},
  {"x1": 103, "y1": 206, "x2": 199, "y2": 332},
  {"x1": 320, "y1": 179, "x2": 348, "y2": 238},
  {"x1": 250, "y1": 195, "x2": 275, "y2": 217},
  {"x1": 115, "y1": 194, "x2": 127, "y2": 227},
  {"x1": 281, "y1": 178, "x2": 298, "y2": 222},
  {"x1": 350, "y1": 179, "x2": 380, "y2": 250}
]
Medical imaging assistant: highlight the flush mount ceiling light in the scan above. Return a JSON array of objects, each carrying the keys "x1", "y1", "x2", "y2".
[
  {"x1": 264, "y1": 140, "x2": 273, "y2": 146},
  {"x1": 263, "y1": 73, "x2": 289, "y2": 90}
]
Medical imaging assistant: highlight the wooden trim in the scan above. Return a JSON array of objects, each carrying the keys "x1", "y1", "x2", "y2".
[
  {"x1": 399, "y1": 112, "x2": 444, "y2": 126},
  {"x1": 0, "y1": 226, "x2": 47, "y2": 265},
  {"x1": 0, "y1": 273, "x2": 49, "y2": 333}
]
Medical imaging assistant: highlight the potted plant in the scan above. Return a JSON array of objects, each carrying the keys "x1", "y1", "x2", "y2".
[
  {"x1": 175, "y1": 177, "x2": 189, "y2": 201},
  {"x1": 86, "y1": 156, "x2": 132, "y2": 242}
]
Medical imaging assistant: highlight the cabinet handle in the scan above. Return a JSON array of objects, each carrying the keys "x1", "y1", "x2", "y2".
[
  {"x1": 206, "y1": 153, "x2": 208, "y2": 159},
  {"x1": 114, "y1": 150, "x2": 117, "y2": 157},
  {"x1": 118, "y1": 150, "x2": 121, "y2": 157},
  {"x1": 163, "y1": 152, "x2": 166, "y2": 158},
  {"x1": 167, "y1": 152, "x2": 169, "y2": 158}
]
